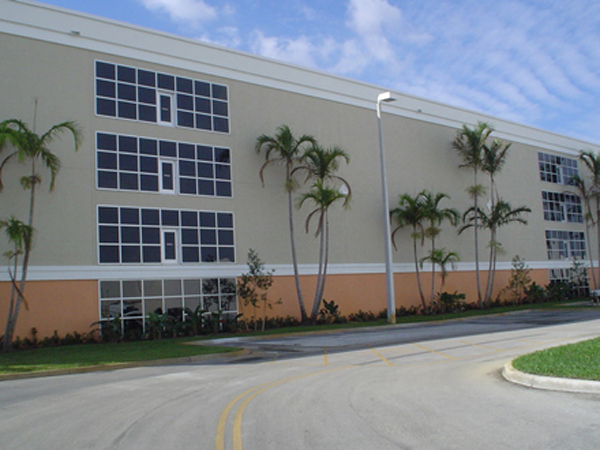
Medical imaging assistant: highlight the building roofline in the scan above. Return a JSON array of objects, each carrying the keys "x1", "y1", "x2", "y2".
[{"x1": 1, "y1": 0, "x2": 598, "y2": 154}]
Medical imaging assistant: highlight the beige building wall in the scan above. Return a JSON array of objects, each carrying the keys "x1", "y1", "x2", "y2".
[{"x1": 0, "y1": 0, "x2": 598, "y2": 337}]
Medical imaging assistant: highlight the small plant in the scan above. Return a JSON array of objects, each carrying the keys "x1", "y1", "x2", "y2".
[
  {"x1": 348, "y1": 310, "x2": 376, "y2": 322},
  {"x1": 238, "y1": 249, "x2": 279, "y2": 331},
  {"x1": 434, "y1": 291, "x2": 466, "y2": 313},
  {"x1": 318, "y1": 299, "x2": 345, "y2": 324},
  {"x1": 395, "y1": 305, "x2": 420, "y2": 317},
  {"x1": 502, "y1": 256, "x2": 532, "y2": 305},
  {"x1": 524, "y1": 282, "x2": 547, "y2": 304},
  {"x1": 91, "y1": 318, "x2": 122, "y2": 343},
  {"x1": 183, "y1": 305, "x2": 207, "y2": 336},
  {"x1": 569, "y1": 257, "x2": 589, "y2": 298},
  {"x1": 145, "y1": 312, "x2": 176, "y2": 340}
]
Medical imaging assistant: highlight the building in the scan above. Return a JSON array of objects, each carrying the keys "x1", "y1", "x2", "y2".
[{"x1": 1, "y1": 0, "x2": 598, "y2": 339}]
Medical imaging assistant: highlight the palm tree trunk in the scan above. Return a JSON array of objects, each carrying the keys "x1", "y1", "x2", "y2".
[
  {"x1": 585, "y1": 220, "x2": 597, "y2": 290},
  {"x1": 484, "y1": 229, "x2": 496, "y2": 305},
  {"x1": 430, "y1": 232, "x2": 436, "y2": 305},
  {"x1": 596, "y1": 198, "x2": 600, "y2": 291},
  {"x1": 473, "y1": 169, "x2": 482, "y2": 307},
  {"x1": 318, "y1": 214, "x2": 331, "y2": 312},
  {"x1": 5, "y1": 169, "x2": 36, "y2": 349},
  {"x1": 287, "y1": 169, "x2": 307, "y2": 322},
  {"x1": 311, "y1": 214, "x2": 326, "y2": 321},
  {"x1": 2, "y1": 253, "x2": 19, "y2": 351},
  {"x1": 412, "y1": 235, "x2": 427, "y2": 311}
]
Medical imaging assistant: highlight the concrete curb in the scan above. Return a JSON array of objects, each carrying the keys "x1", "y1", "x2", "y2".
[
  {"x1": 0, "y1": 348, "x2": 251, "y2": 382},
  {"x1": 502, "y1": 361, "x2": 600, "y2": 394}
]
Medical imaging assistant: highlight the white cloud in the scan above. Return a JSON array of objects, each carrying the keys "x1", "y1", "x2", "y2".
[
  {"x1": 250, "y1": 31, "x2": 319, "y2": 69},
  {"x1": 346, "y1": 0, "x2": 401, "y2": 62},
  {"x1": 137, "y1": 0, "x2": 217, "y2": 26},
  {"x1": 198, "y1": 26, "x2": 241, "y2": 49}
]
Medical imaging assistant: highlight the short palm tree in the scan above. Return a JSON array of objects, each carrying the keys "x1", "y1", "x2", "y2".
[
  {"x1": 420, "y1": 247, "x2": 459, "y2": 300},
  {"x1": 299, "y1": 179, "x2": 349, "y2": 321},
  {"x1": 256, "y1": 125, "x2": 316, "y2": 322},
  {"x1": 420, "y1": 191, "x2": 460, "y2": 303},
  {"x1": 0, "y1": 217, "x2": 34, "y2": 349},
  {"x1": 390, "y1": 193, "x2": 427, "y2": 310},
  {"x1": 0, "y1": 117, "x2": 82, "y2": 350},
  {"x1": 461, "y1": 200, "x2": 531, "y2": 305},
  {"x1": 453, "y1": 122, "x2": 492, "y2": 307}
]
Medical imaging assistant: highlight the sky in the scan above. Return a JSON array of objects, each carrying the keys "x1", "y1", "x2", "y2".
[{"x1": 36, "y1": 0, "x2": 600, "y2": 145}]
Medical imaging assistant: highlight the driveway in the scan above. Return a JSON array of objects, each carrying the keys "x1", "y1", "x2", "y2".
[{"x1": 1, "y1": 309, "x2": 599, "y2": 449}]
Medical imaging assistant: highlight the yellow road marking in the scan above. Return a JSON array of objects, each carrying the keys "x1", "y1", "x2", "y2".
[
  {"x1": 369, "y1": 347, "x2": 394, "y2": 366},
  {"x1": 412, "y1": 342, "x2": 457, "y2": 360},
  {"x1": 216, "y1": 367, "x2": 347, "y2": 450},
  {"x1": 458, "y1": 340, "x2": 502, "y2": 351},
  {"x1": 324, "y1": 348, "x2": 329, "y2": 366}
]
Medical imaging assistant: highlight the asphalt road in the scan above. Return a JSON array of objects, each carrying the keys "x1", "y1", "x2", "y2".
[{"x1": 2, "y1": 309, "x2": 600, "y2": 450}]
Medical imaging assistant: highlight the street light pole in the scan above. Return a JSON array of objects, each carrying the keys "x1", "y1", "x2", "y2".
[{"x1": 377, "y1": 91, "x2": 397, "y2": 324}]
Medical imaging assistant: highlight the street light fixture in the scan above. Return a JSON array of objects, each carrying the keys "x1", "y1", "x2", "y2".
[{"x1": 377, "y1": 91, "x2": 396, "y2": 324}]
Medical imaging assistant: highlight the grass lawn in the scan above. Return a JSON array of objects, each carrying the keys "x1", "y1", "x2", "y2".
[
  {"x1": 0, "y1": 339, "x2": 239, "y2": 375},
  {"x1": 513, "y1": 337, "x2": 600, "y2": 382}
]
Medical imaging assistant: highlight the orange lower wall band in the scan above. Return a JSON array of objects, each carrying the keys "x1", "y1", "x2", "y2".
[{"x1": 0, "y1": 269, "x2": 551, "y2": 339}]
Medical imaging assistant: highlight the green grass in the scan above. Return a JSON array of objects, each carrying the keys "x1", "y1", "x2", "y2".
[
  {"x1": 513, "y1": 337, "x2": 600, "y2": 381},
  {"x1": 0, "y1": 338, "x2": 239, "y2": 375}
]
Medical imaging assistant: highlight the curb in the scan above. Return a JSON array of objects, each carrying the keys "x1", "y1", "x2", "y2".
[
  {"x1": 502, "y1": 361, "x2": 600, "y2": 394},
  {"x1": 0, "y1": 348, "x2": 251, "y2": 382}
]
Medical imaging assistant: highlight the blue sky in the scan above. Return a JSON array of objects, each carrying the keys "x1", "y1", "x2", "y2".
[{"x1": 38, "y1": 0, "x2": 600, "y2": 145}]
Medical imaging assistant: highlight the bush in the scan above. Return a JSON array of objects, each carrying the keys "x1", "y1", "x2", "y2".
[{"x1": 348, "y1": 310, "x2": 376, "y2": 322}]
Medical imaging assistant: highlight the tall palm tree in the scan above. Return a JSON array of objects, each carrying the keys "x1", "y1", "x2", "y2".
[
  {"x1": 0, "y1": 117, "x2": 82, "y2": 349},
  {"x1": 453, "y1": 122, "x2": 493, "y2": 308},
  {"x1": 481, "y1": 136, "x2": 511, "y2": 303},
  {"x1": 420, "y1": 191, "x2": 460, "y2": 303},
  {"x1": 255, "y1": 125, "x2": 316, "y2": 322},
  {"x1": 390, "y1": 193, "x2": 427, "y2": 311},
  {"x1": 570, "y1": 175, "x2": 597, "y2": 290},
  {"x1": 293, "y1": 144, "x2": 351, "y2": 205},
  {"x1": 482, "y1": 137, "x2": 510, "y2": 205},
  {"x1": 298, "y1": 179, "x2": 349, "y2": 321},
  {"x1": 461, "y1": 200, "x2": 530, "y2": 305},
  {"x1": 578, "y1": 151, "x2": 600, "y2": 289}
]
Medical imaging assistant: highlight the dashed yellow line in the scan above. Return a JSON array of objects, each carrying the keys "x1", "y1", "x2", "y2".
[
  {"x1": 324, "y1": 348, "x2": 329, "y2": 366},
  {"x1": 369, "y1": 347, "x2": 394, "y2": 366},
  {"x1": 412, "y1": 342, "x2": 456, "y2": 360},
  {"x1": 458, "y1": 340, "x2": 502, "y2": 351}
]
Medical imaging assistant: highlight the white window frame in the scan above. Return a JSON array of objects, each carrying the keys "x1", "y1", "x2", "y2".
[
  {"x1": 159, "y1": 158, "x2": 177, "y2": 194},
  {"x1": 161, "y1": 228, "x2": 178, "y2": 264},
  {"x1": 158, "y1": 91, "x2": 175, "y2": 126}
]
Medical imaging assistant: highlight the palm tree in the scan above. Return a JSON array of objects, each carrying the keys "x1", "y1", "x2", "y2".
[
  {"x1": 293, "y1": 144, "x2": 351, "y2": 205},
  {"x1": 0, "y1": 117, "x2": 82, "y2": 349},
  {"x1": 570, "y1": 175, "x2": 597, "y2": 290},
  {"x1": 390, "y1": 193, "x2": 427, "y2": 311},
  {"x1": 453, "y1": 122, "x2": 492, "y2": 307},
  {"x1": 481, "y1": 136, "x2": 511, "y2": 304},
  {"x1": 298, "y1": 179, "x2": 349, "y2": 321},
  {"x1": 578, "y1": 151, "x2": 600, "y2": 289},
  {"x1": 0, "y1": 217, "x2": 34, "y2": 350},
  {"x1": 482, "y1": 137, "x2": 510, "y2": 204},
  {"x1": 420, "y1": 191, "x2": 460, "y2": 304},
  {"x1": 256, "y1": 125, "x2": 317, "y2": 322},
  {"x1": 461, "y1": 200, "x2": 531, "y2": 305},
  {"x1": 420, "y1": 247, "x2": 459, "y2": 299}
]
